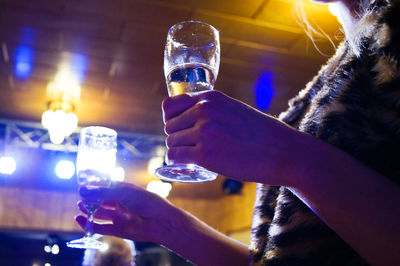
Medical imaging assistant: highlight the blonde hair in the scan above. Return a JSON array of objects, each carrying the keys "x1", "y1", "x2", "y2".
[
  {"x1": 82, "y1": 236, "x2": 136, "y2": 266},
  {"x1": 292, "y1": 0, "x2": 339, "y2": 56},
  {"x1": 293, "y1": 0, "x2": 379, "y2": 56}
]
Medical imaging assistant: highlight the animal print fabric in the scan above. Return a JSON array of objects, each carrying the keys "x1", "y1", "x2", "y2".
[{"x1": 250, "y1": 0, "x2": 400, "y2": 265}]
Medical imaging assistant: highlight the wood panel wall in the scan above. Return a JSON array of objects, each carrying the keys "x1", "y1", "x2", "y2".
[{"x1": 0, "y1": 183, "x2": 257, "y2": 240}]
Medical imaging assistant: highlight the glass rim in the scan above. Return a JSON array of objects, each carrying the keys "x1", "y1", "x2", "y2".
[
  {"x1": 169, "y1": 20, "x2": 219, "y2": 33},
  {"x1": 168, "y1": 21, "x2": 219, "y2": 43},
  {"x1": 80, "y1": 126, "x2": 117, "y2": 137}
]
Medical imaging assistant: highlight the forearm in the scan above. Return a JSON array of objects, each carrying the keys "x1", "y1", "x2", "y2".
[
  {"x1": 159, "y1": 205, "x2": 250, "y2": 266},
  {"x1": 288, "y1": 134, "x2": 400, "y2": 266}
]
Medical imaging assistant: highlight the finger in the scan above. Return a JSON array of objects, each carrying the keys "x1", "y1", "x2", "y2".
[
  {"x1": 165, "y1": 97, "x2": 221, "y2": 135},
  {"x1": 75, "y1": 215, "x2": 119, "y2": 236},
  {"x1": 164, "y1": 106, "x2": 197, "y2": 135},
  {"x1": 79, "y1": 182, "x2": 131, "y2": 202},
  {"x1": 166, "y1": 128, "x2": 197, "y2": 148},
  {"x1": 79, "y1": 182, "x2": 167, "y2": 218},
  {"x1": 162, "y1": 94, "x2": 197, "y2": 122},
  {"x1": 166, "y1": 146, "x2": 198, "y2": 165}
]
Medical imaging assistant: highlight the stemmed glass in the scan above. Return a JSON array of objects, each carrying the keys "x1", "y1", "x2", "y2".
[
  {"x1": 67, "y1": 126, "x2": 117, "y2": 249},
  {"x1": 155, "y1": 21, "x2": 220, "y2": 183}
]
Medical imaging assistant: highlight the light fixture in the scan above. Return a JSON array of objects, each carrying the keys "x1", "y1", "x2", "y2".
[
  {"x1": 147, "y1": 180, "x2": 172, "y2": 198},
  {"x1": 41, "y1": 67, "x2": 81, "y2": 144}
]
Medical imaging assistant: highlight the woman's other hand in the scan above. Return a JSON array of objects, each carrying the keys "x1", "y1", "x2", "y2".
[
  {"x1": 76, "y1": 182, "x2": 250, "y2": 266},
  {"x1": 76, "y1": 182, "x2": 178, "y2": 244}
]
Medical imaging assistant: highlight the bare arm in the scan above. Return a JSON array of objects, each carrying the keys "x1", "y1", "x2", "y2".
[
  {"x1": 162, "y1": 91, "x2": 400, "y2": 265},
  {"x1": 77, "y1": 183, "x2": 250, "y2": 266},
  {"x1": 161, "y1": 206, "x2": 250, "y2": 266},
  {"x1": 287, "y1": 132, "x2": 400, "y2": 266}
]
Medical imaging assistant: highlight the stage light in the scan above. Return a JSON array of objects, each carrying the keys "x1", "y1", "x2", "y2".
[
  {"x1": 111, "y1": 166, "x2": 125, "y2": 182},
  {"x1": 51, "y1": 244, "x2": 59, "y2": 255},
  {"x1": 0, "y1": 156, "x2": 16, "y2": 175},
  {"x1": 147, "y1": 180, "x2": 172, "y2": 198},
  {"x1": 45, "y1": 263, "x2": 51, "y2": 266},
  {"x1": 14, "y1": 46, "x2": 33, "y2": 79},
  {"x1": 55, "y1": 160, "x2": 75, "y2": 179}
]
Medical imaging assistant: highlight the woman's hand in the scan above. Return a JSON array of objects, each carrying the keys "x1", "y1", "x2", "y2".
[
  {"x1": 163, "y1": 90, "x2": 305, "y2": 185},
  {"x1": 76, "y1": 182, "x2": 178, "y2": 244}
]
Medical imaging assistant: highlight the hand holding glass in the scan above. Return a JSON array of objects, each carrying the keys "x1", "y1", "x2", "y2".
[
  {"x1": 155, "y1": 21, "x2": 220, "y2": 183},
  {"x1": 67, "y1": 126, "x2": 117, "y2": 249}
]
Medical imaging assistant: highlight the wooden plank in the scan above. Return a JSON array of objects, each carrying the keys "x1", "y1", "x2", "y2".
[
  {"x1": 0, "y1": 185, "x2": 254, "y2": 234},
  {"x1": 166, "y1": 0, "x2": 266, "y2": 18},
  {"x1": 0, "y1": 187, "x2": 81, "y2": 232}
]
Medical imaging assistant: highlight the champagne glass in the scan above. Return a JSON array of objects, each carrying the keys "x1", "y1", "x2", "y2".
[
  {"x1": 67, "y1": 126, "x2": 117, "y2": 249},
  {"x1": 155, "y1": 21, "x2": 220, "y2": 183}
]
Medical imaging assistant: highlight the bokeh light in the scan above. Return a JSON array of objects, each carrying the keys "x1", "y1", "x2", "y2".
[
  {"x1": 55, "y1": 160, "x2": 75, "y2": 179},
  {"x1": 147, "y1": 180, "x2": 172, "y2": 198},
  {"x1": 0, "y1": 156, "x2": 17, "y2": 175}
]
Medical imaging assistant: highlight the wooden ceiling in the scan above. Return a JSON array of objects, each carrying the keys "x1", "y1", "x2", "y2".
[
  {"x1": 0, "y1": 0, "x2": 341, "y2": 135},
  {"x1": 0, "y1": 0, "x2": 341, "y2": 201}
]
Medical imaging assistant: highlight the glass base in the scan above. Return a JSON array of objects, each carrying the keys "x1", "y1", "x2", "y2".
[
  {"x1": 67, "y1": 236, "x2": 107, "y2": 250},
  {"x1": 155, "y1": 164, "x2": 218, "y2": 183}
]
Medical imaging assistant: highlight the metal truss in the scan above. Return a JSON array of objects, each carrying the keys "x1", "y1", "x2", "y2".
[{"x1": 0, "y1": 119, "x2": 166, "y2": 159}]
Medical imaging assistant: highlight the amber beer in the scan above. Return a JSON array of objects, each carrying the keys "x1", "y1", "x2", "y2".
[{"x1": 166, "y1": 63, "x2": 215, "y2": 96}]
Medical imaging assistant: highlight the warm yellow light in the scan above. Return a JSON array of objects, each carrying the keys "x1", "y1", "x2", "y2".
[
  {"x1": 147, "y1": 180, "x2": 172, "y2": 198},
  {"x1": 42, "y1": 109, "x2": 78, "y2": 144},
  {"x1": 328, "y1": 3, "x2": 340, "y2": 17},
  {"x1": 42, "y1": 67, "x2": 81, "y2": 144},
  {"x1": 46, "y1": 67, "x2": 81, "y2": 105},
  {"x1": 147, "y1": 157, "x2": 164, "y2": 175}
]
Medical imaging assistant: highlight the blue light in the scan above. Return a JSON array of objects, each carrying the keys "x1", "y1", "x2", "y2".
[
  {"x1": 14, "y1": 46, "x2": 33, "y2": 79},
  {"x1": 0, "y1": 156, "x2": 17, "y2": 175},
  {"x1": 70, "y1": 53, "x2": 88, "y2": 83},
  {"x1": 55, "y1": 160, "x2": 75, "y2": 179},
  {"x1": 255, "y1": 71, "x2": 274, "y2": 111},
  {"x1": 19, "y1": 27, "x2": 36, "y2": 43}
]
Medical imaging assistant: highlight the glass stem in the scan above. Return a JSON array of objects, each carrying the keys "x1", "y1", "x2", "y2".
[{"x1": 85, "y1": 211, "x2": 95, "y2": 238}]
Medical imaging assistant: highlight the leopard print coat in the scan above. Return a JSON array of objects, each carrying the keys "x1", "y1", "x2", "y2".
[{"x1": 250, "y1": 0, "x2": 400, "y2": 265}]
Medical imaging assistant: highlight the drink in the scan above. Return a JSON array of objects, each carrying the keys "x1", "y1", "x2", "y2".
[
  {"x1": 166, "y1": 64, "x2": 215, "y2": 96},
  {"x1": 78, "y1": 169, "x2": 111, "y2": 212},
  {"x1": 155, "y1": 21, "x2": 220, "y2": 183},
  {"x1": 67, "y1": 126, "x2": 117, "y2": 250}
]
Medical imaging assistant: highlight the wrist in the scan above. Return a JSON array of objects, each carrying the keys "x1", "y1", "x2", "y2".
[
  {"x1": 278, "y1": 129, "x2": 318, "y2": 188},
  {"x1": 154, "y1": 200, "x2": 189, "y2": 247}
]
